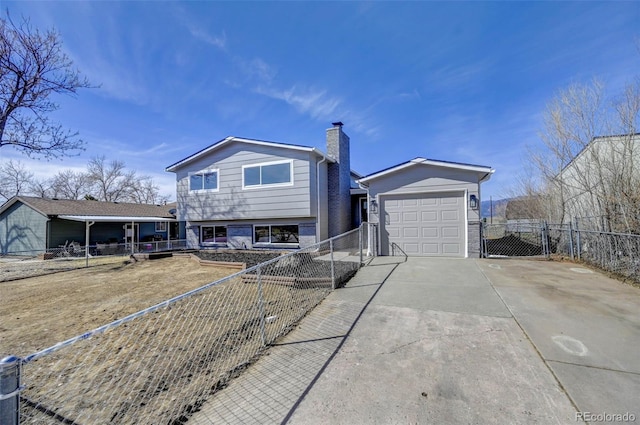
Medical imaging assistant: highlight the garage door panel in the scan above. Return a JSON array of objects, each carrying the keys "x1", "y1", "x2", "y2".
[
  {"x1": 422, "y1": 227, "x2": 438, "y2": 238},
  {"x1": 441, "y1": 226, "x2": 459, "y2": 238},
  {"x1": 403, "y1": 211, "x2": 418, "y2": 222},
  {"x1": 441, "y1": 197, "x2": 460, "y2": 205},
  {"x1": 422, "y1": 211, "x2": 438, "y2": 221},
  {"x1": 403, "y1": 243, "x2": 420, "y2": 254},
  {"x1": 443, "y1": 243, "x2": 462, "y2": 254},
  {"x1": 441, "y1": 210, "x2": 459, "y2": 221},
  {"x1": 403, "y1": 227, "x2": 419, "y2": 238},
  {"x1": 381, "y1": 192, "x2": 465, "y2": 257},
  {"x1": 422, "y1": 243, "x2": 440, "y2": 254}
]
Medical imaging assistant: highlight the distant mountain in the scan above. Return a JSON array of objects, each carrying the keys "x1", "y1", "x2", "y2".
[{"x1": 481, "y1": 198, "x2": 509, "y2": 219}]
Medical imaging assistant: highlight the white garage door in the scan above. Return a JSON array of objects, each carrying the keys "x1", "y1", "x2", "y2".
[{"x1": 381, "y1": 192, "x2": 465, "y2": 257}]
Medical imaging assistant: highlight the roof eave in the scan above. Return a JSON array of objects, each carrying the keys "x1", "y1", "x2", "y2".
[{"x1": 166, "y1": 137, "x2": 334, "y2": 172}]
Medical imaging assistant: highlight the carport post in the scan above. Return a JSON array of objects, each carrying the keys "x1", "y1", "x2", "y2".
[
  {"x1": 85, "y1": 221, "x2": 95, "y2": 267},
  {"x1": 0, "y1": 356, "x2": 21, "y2": 425}
]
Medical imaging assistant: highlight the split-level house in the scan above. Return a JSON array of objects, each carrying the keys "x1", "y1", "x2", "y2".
[{"x1": 166, "y1": 123, "x2": 494, "y2": 257}]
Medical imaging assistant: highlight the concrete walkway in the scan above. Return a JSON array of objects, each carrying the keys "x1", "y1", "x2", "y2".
[{"x1": 190, "y1": 257, "x2": 640, "y2": 424}]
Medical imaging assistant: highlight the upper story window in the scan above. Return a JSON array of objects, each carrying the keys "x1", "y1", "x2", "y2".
[
  {"x1": 189, "y1": 169, "x2": 219, "y2": 192},
  {"x1": 242, "y1": 160, "x2": 293, "y2": 189}
]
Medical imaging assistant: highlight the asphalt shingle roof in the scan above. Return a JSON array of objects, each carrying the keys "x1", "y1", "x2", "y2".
[{"x1": 4, "y1": 196, "x2": 176, "y2": 219}]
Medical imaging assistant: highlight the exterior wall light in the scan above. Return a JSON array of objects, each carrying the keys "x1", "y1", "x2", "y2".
[
  {"x1": 370, "y1": 199, "x2": 378, "y2": 214},
  {"x1": 469, "y1": 194, "x2": 478, "y2": 210}
]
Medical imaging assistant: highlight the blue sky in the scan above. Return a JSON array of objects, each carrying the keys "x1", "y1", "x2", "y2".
[{"x1": 2, "y1": 1, "x2": 639, "y2": 201}]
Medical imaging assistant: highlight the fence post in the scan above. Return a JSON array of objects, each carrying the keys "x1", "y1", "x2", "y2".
[
  {"x1": 0, "y1": 356, "x2": 21, "y2": 425},
  {"x1": 330, "y1": 239, "x2": 336, "y2": 290},
  {"x1": 575, "y1": 217, "x2": 581, "y2": 261},
  {"x1": 256, "y1": 266, "x2": 267, "y2": 346},
  {"x1": 568, "y1": 221, "x2": 575, "y2": 260}
]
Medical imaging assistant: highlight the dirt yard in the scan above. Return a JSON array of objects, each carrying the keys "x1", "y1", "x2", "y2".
[{"x1": 0, "y1": 256, "x2": 239, "y2": 358}]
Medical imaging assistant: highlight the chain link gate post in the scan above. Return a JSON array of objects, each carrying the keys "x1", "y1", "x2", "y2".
[
  {"x1": 330, "y1": 239, "x2": 336, "y2": 290},
  {"x1": 0, "y1": 356, "x2": 21, "y2": 425},
  {"x1": 575, "y1": 217, "x2": 581, "y2": 261},
  {"x1": 359, "y1": 224, "x2": 363, "y2": 265},
  {"x1": 568, "y1": 221, "x2": 575, "y2": 260}
]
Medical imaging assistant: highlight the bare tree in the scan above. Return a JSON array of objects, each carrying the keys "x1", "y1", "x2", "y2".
[
  {"x1": 50, "y1": 169, "x2": 92, "y2": 200},
  {"x1": 29, "y1": 177, "x2": 54, "y2": 198},
  {"x1": 128, "y1": 176, "x2": 170, "y2": 204},
  {"x1": 0, "y1": 159, "x2": 33, "y2": 200},
  {"x1": 522, "y1": 77, "x2": 640, "y2": 231},
  {"x1": 86, "y1": 155, "x2": 137, "y2": 202},
  {"x1": 0, "y1": 13, "x2": 90, "y2": 158}
]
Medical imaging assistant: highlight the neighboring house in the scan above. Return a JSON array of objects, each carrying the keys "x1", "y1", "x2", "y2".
[
  {"x1": 558, "y1": 133, "x2": 640, "y2": 231},
  {"x1": 167, "y1": 122, "x2": 494, "y2": 257},
  {"x1": 0, "y1": 196, "x2": 183, "y2": 255}
]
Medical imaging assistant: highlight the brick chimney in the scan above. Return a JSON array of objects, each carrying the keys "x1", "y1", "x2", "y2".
[{"x1": 326, "y1": 121, "x2": 352, "y2": 237}]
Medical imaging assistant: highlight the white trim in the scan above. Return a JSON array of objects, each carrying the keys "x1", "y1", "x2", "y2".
[
  {"x1": 166, "y1": 136, "x2": 334, "y2": 172},
  {"x1": 155, "y1": 222, "x2": 167, "y2": 232},
  {"x1": 188, "y1": 168, "x2": 220, "y2": 193},
  {"x1": 242, "y1": 159, "x2": 294, "y2": 190},
  {"x1": 358, "y1": 158, "x2": 494, "y2": 184},
  {"x1": 252, "y1": 223, "x2": 300, "y2": 245}
]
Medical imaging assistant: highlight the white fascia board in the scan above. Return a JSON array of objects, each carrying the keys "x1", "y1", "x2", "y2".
[
  {"x1": 166, "y1": 137, "x2": 334, "y2": 172},
  {"x1": 358, "y1": 157, "x2": 494, "y2": 184},
  {"x1": 58, "y1": 215, "x2": 177, "y2": 223}
]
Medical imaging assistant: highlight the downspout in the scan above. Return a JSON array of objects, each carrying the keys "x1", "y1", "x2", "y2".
[{"x1": 316, "y1": 156, "x2": 327, "y2": 242}]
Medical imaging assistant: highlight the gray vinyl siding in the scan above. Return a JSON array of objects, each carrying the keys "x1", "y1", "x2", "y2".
[
  {"x1": 0, "y1": 201, "x2": 47, "y2": 254},
  {"x1": 49, "y1": 218, "x2": 85, "y2": 248},
  {"x1": 174, "y1": 143, "x2": 315, "y2": 222},
  {"x1": 366, "y1": 166, "x2": 480, "y2": 225}
]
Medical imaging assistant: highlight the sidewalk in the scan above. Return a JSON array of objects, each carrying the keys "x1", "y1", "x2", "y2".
[{"x1": 190, "y1": 257, "x2": 578, "y2": 424}]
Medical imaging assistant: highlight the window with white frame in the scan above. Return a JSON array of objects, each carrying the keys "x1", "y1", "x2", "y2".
[
  {"x1": 254, "y1": 225, "x2": 299, "y2": 244},
  {"x1": 200, "y1": 225, "x2": 227, "y2": 244},
  {"x1": 155, "y1": 222, "x2": 167, "y2": 232},
  {"x1": 189, "y1": 169, "x2": 219, "y2": 192},
  {"x1": 243, "y1": 160, "x2": 292, "y2": 188}
]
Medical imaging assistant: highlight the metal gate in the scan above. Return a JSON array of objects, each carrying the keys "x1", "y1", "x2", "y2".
[{"x1": 482, "y1": 221, "x2": 551, "y2": 258}]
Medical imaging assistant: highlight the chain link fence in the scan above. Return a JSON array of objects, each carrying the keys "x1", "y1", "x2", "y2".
[
  {"x1": 0, "y1": 240, "x2": 188, "y2": 282},
  {"x1": 483, "y1": 221, "x2": 640, "y2": 284},
  {"x1": 482, "y1": 221, "x2": 546, "y2": 257},
  {"x1": 0, "y1": 224, "x2": 373, "y2": 424}
]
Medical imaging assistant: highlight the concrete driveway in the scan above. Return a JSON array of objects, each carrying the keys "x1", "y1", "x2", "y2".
[
  {"x1": 477, "y1": 259, "x2": 640, "y2": 424},
  {"x1": 190, "y1": 257, "x2": 640, "y2": 424}
]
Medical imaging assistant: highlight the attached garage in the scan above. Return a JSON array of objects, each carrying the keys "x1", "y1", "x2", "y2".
[{"x1": 357, "y1": 158, "x2": 493, "y2": 258}]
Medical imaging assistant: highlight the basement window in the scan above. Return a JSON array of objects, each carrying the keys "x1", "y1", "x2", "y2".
[{"x1": 254, "y1": 225, "x2": 299, "y2": 244}]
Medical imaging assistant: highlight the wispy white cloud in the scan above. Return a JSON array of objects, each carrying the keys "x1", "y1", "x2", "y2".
[
  {"x1": 255, "y1": 85, "x2": 342, "y2": 120},
  {"x1": 188, "y1": 26, "x2": 227, "y2": 50},
  {"x1": 233, "y1": 57, "x2": 277, "y2": 84}
]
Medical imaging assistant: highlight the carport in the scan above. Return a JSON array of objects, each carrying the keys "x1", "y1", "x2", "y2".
[
  {"x1": 357, "y1": 157, "x2": 493, "y2": 257},
  {"x1": 57, "y1": 215, "x2": 178, "y2": 259}
]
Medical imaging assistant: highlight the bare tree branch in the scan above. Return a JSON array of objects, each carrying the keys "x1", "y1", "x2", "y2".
[{"x1": 0, "y1": 12, "x2": 91, "y2": 158}]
